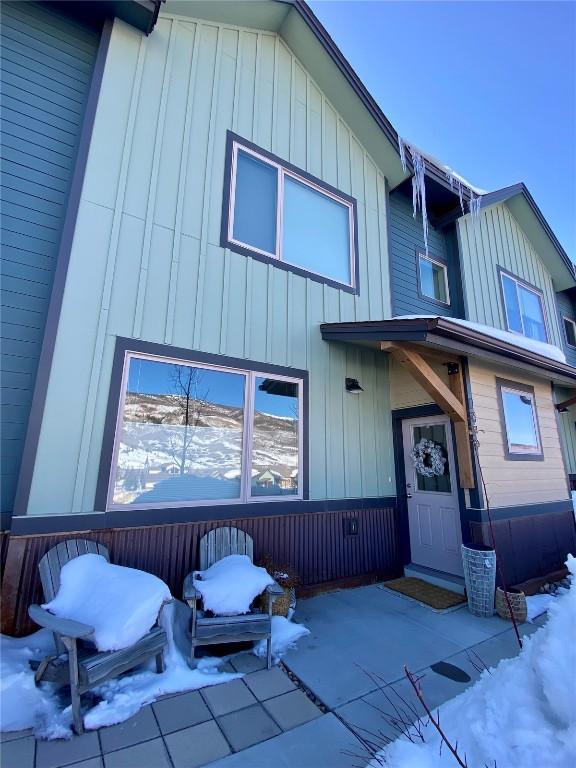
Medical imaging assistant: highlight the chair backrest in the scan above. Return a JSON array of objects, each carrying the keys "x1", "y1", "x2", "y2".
[
  {"x1": 199, "y1": 527, "x2": 254, "y2": 570},
  {"x1": 39, "y1": 539, "x2": 110, "y2": 602}
]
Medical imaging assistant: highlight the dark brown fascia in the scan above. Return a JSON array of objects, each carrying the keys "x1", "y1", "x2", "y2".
[{"x1": 320, "y1": 317, "x2": 576, "y2": 383}]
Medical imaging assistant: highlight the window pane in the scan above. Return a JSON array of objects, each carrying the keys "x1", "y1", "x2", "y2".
[
  {"x1": 112, "y1": 358, "x2": 245, "y2": 505},
  {"x1": 419, "y1": 256, "x2": 448, "y2": 303},
  {"x1": 502, "y1": 390, "x2": 539, "y2": 451},
  {"x1": 564, "y1": 318, "x2": 576, "y2": 347},
  {"x1": 251, "y1": 377, "x2": 299, "y2": 496},
  {"x1": 232, "y1": 150, "x2": 277, "y2": 254},
  {"x1": 502, "y1": 275, "x2": 523, "y2": 334},
  {"x1": 519, "y1": 286, "x2": 546, "y2": 341},
  {"x1": 282, "y1": 176, "x2": 351, "y2": 285},
  {"x1": 412, "y1": 424, "x2": 451, "y2": 493}
]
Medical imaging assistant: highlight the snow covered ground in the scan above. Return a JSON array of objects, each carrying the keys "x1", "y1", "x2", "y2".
[
  {"x1": 0, "y1": 556, "x2": 309, "y2": 739},
  {"x1": 373, "y1": 556, "x2": 576, "y2": 768}
]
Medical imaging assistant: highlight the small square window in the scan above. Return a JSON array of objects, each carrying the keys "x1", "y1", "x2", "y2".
[
  {"x1": 418, "y1": 253, "x2": 450, "y2": 305},
  {"x1": 563, "y1": 317, "x2": 576, "y2": 348},
  {"x1": 498, "y1": 380, "x2": 542, "y2": 460}
]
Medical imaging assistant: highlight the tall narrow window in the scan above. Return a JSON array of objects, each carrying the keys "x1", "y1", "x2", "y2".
[
  {"x1": 225, "y1": 133, "x2": 357, "y2": 291},
  {"x1": 497, "y1": 379, "x2": 543, "y2": 459},
  {"x1": 500, "y1": 271, "x2": 547, "y2": 342},
  {"x1": 417, "y1": 253, "x2": 450, "y2": 305},
  {"x1": 108, "y1": 353, "x2": 304, "y2": 509}
]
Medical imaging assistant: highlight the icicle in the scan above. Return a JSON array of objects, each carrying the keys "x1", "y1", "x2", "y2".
[
  {"x1": 469, "y1": 190, "x2": 482, "y2": 220},
  {"x1": 398, "y1": 135, "x2": 408, "y2": 174},
  {"x1": 457, "y1": 181, "x2": 465, "y2": 216},
  {"x1": 410, "y1": 148, "x2": 429, "y2": 255},
  {"x1": 445, "y1": 169, "x2": 466, "y2": 216}
]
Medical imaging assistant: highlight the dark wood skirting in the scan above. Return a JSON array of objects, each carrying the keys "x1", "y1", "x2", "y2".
[
  {"x1": 470, "y1": 508, "x2": 576, "y2": 586},
  {"x1": 1, "y1": 506, "x2": 400, "y2": 636},
  {"x1": 0, "y1": 531, "x2": 9, "y2": 580}
]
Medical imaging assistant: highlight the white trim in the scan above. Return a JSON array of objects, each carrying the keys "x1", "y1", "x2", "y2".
[
  {"x1": 106, "y1": 351, "x2": 304, "y2": 510},
  {"x1": 418, "y1": 253, "x2": 451, "y2": 305},
  {"x1": 562, "y1": 316, "x2": 576, "y2": 348},
  {"x1": 227, "y1": 139, "x2": 356, "y2": 288},
  {"x1": 500, "y1": 385, "x2": 541, "y2": 455}
]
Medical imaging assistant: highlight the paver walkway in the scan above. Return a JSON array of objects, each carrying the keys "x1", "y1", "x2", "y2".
[{"x1": 1, "y1": 584, "x2": 546, "y2": 768}]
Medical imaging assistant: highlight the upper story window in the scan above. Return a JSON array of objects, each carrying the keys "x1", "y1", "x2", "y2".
[
  {"x1": 563, "y1": 316, "x2": 576, "y2": 348},
  {"x1": 499, "y1": 268, "x2": 547, "y2": 342},
  {"x1": 222, "y1": 132, "x2": 358, "y2": 293},
  {"x1": 107, "y1": 352, "x2": 304, "y2": 510},
  {"x1": 417, "y1": 252, "x2": 450, "y2": 305},
  {"x1": 497, "y1": 378, "x2": 543, "y2": 460}
]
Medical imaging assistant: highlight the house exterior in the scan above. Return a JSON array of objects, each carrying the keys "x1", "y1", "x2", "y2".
[{"x1": 2, "y1": 0, "x2": 575, "y2": 634}]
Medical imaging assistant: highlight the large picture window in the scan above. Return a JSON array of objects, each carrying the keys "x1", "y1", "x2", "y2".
[
  {"x1": 499, "y1": 269, "x2": 547, "y2": 342},
  {"x1": 223, "y1": 132, "x2": 358, "y2": 292},
  {"x1": 108, "y1": 353, "x2": 303, "y2": 509},
  {"x1": 497, "y1": 378, "x2": 543, "y2": 460}
]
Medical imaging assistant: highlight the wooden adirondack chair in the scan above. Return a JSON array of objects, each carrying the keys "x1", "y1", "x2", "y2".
[
  {"x1": 28, "y1": 539, "x2": 168, "y2": 735},
  {"x1": 183, "y1": 527, "x2": 283, "y2": 669}
]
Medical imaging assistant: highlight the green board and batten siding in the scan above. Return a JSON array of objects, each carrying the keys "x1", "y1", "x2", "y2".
[
  {"x1": 457, "y1": 203, "x2": 563, "y2": 348},
  {"x1": 0, "y1": 2, "x2": 100, "y2": 515},
  {"x1": 27, "y1": 14, "x2": 395, "y2": 516}
]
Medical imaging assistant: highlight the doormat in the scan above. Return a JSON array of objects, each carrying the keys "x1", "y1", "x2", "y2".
[{"x1": 383, "y1": 577, "x2": 466, "y2": 611}]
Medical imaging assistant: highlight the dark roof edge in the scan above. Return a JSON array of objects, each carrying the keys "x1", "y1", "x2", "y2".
[
  {"x1": 481, "y1": 183, "x2": 574, "y2": 279},
  {"x1": 320, "y1": 317, "x2": 576, "y2": 382},
  {"x1": 288, "y1": 1, "x2": 402, "y2": 161}
]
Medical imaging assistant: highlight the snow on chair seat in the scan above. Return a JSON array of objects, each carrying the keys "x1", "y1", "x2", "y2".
[{"x1": 29, "y1": 539, "x2": 169, "y2": 735}]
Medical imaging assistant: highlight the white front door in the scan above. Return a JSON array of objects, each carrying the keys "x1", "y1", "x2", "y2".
[{"x1": 402, "y1": 415, "x2": 463, "y2": 576}]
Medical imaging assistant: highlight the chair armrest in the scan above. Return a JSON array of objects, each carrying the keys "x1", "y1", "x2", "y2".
[
  {"x1": 183, "y1": 572, "x2": 200, "y2": 604},
  {"x1": 265, "y1": 580, "x2": 285, "y2": 597},
  {"x1": 29, "y1": 605, "x2": 94, "y2": 639}
]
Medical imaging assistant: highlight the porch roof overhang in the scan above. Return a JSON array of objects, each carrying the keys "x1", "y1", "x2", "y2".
[{"x1": 320, "y1": 317, "x2": 576, "y2": 388}]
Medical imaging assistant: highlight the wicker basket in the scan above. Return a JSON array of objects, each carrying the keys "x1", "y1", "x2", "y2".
[
  {"x1": 495, "y1": 587, "x2": 527, "y2": 624},
  {"x1": 256, "y1": 586, "x2": 296, "y2": 617}
]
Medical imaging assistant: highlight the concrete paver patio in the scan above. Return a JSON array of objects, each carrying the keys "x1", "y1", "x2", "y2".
[{"x1": 1, "y1": 584, "x2": 545, "y2": 768}]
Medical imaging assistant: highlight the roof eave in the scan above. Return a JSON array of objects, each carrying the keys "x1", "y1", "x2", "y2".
[{"x1": 320, "y1": 318, "x2": 576, "y2": 385}]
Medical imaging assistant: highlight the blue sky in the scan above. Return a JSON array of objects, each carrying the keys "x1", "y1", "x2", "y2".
[{"x1": 309, "y1": 0, "x2": 576, "y2": 259}]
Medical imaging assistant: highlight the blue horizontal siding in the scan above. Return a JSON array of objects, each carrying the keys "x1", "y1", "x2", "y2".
[
  {"x1": 0, "y1": 2, "x2": 100, "y2": 515},
  {"x1": 389, "y1": 191, "x2": 462, "y2": 318}
]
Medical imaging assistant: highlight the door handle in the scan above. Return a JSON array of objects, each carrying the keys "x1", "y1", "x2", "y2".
[{"x1": 406, "y1": 493, "x2": 413, "y2": 499}]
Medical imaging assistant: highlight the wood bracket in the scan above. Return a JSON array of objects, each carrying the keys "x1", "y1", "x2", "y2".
[{"x1": 384, "y1": 342, "x2": 475, "y2": 489}]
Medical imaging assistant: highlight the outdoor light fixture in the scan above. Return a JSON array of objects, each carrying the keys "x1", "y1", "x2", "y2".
[{"x1": 345, "y1": 378, "x2": 364, "y2": 394}]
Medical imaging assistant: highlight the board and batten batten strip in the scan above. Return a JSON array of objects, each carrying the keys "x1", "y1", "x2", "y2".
[
  {"x1": 220, "y1": 28, "x2": 248, "y2": 357},
  {"x1": 164, "y1": 21, "x2": 200, "y2": 344},
  {"x1": 193, "y1": 25, "x2": 223, "y2": 352},
  {"x1": 71, "y1": 32, "x2": 147, "y2": 512},
  {"x1": 132, "y1": 19, "x2": 177, "y2": 339}
]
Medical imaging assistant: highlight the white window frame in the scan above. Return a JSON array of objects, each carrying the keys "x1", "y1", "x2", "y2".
[
  {"x1": 107, "y1": 351, "x2": 304, "y2": 511},
  {"x1": 500, "y1": 385, "x2": 541, "y2": 456},
  {"x1": 417, "y1": 252, "x2": 451, "y2": 305},
  {"x1": 563, "y1": 316, "x2": 576, "y2": 348},
  {"x1": 227, "y1": 140, "x2": 357, "y2": 288},
  {"x1": 500, "y1": 271, "x2": 548, "y2": 342}
]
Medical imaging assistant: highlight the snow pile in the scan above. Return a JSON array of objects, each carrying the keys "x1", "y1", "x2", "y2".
[
  {"x1": 193, "y1": 555, "x2": 274, "y2": 616},
  {"x1": 375, "y1": 555, "x2": 576, "y2": 768},
  {"x1": 393, "y1": 315, "x2": 567, "y2": 363},
  {"x1": 253, "y1": 616, "x2": 310, "y2": 661},
  {"x1": 526, "y1": 593, "x2": 557, "y2": 622},
  {"x1": 83, "y1": 602, "x2": 241, "y2": 730},
  {"x1": 0, "y1": 602, "x2": 241, "y2": 738},
  {"x1": 0, "y1": 631, "x2": 71, "y2": 739},
  {"x1": 43, "y1": 554, "x2": 171, "y2": 651}
]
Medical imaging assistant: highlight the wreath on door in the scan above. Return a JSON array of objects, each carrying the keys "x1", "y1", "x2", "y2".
[{"x1": 411, "y1": 438, "x2": 446, "y2": 478}]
